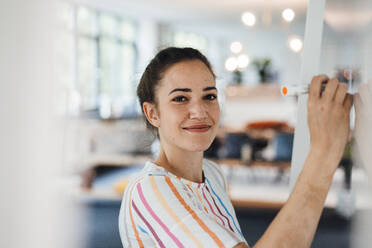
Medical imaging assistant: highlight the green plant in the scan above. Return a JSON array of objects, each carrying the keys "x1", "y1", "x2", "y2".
[
  {"x1": 252, "y1": 58, "x2": 272, "y2": 83},
  {"x1": 233, "y1": 70, "x2": 243, "y2": 84}
]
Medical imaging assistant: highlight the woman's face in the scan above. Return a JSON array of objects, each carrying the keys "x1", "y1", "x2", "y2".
[{"x1": 150, "y1": 59, "x2": 220, "y2": 152}]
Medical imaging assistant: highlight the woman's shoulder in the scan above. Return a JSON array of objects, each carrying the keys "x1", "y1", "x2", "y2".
[
  {"x1": 203, "y1": 159, "x2": 228, "y2": 191},
  {"x1": 203, "y1": 158, "x2": 220, "y2": 171},
  {"x1": 123, "y1": 161, "x2": 183, "y2": 201}
]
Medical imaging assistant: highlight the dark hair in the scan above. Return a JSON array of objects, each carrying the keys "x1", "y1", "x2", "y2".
[{"x1": 137, "y1": 47, "x2": 215, "y2": 136}]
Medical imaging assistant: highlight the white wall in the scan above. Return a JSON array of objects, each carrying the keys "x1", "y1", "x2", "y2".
[{"x1": 0, "y1": 1, "x2": 81, "y2": 247}]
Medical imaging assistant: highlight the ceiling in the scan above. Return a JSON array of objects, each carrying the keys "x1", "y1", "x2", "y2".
[
  {"x1": 77, "y1": 0, "x2": 308, "y2": 24},
  {"x1": 75, "y1": 0, "x2": 372, "y2": 35}
]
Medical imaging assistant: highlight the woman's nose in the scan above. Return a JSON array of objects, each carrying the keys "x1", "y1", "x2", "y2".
[{"x1": 189, "y1": 101, "x2": 208, "y2": 119}]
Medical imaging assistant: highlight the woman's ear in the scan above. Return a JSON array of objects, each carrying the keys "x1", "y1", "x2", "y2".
[{"x1": 143, "y1": 102, "x2": 160, "y2": 128}]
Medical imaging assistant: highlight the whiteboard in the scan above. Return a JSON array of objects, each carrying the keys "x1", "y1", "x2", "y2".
[{"x1": 289, "y1": 0, "x2": 327, "y2": 190}]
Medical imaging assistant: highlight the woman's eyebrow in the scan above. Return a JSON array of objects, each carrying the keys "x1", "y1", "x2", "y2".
[
  {"x1": 203, "y1": 86, "x2": 217, "y2": 91},
  {"x1": 168, "y1": 86, "x2": 217, "y2": 95},
  {"x1": 168, "y1": 88, "x2": 191, "y2": 95}
]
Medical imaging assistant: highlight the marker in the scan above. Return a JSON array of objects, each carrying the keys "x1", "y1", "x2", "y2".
[
  {"x1": 281, "y1": 83, "x2": 327, "y2": 97},
  {"x1": 281, "y1": 85, "x2": 308, "y2": 96}
]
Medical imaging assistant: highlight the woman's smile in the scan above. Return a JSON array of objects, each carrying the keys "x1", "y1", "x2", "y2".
[{"x1": 182, "y1": 124, "x2": 212, "y2": 133}]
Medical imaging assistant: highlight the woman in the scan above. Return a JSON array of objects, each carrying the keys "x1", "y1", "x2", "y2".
[{"x1": 119, "y1": 47, "x2": 353, "y2": 247}]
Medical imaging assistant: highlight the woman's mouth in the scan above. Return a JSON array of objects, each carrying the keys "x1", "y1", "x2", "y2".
[{"x1": 182, "y1": 124, "x2": 211, "y2": 133}]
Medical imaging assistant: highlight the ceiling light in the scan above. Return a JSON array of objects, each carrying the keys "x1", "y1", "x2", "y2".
[
  {"x1": 237, "y1": 54, "x2": 250, "y2": 69},
  {"x1": 241, "y1": 12, "x2": 256, "y2": 27},
  {"x1": 225, "y1": 56, "x2": 238, "y2": 72},
  {"x1": 282, "y1": 8, "x2": 295, "y2": 22},
  {"x1": 288, "y1": 37, "x2": 303, "y2": 53},
  {"x1": 230, "y1": 41, "x2": 243, "y2": 54}
]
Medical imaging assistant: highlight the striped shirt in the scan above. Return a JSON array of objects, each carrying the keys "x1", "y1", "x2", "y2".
[{"x1": 118, "y1": 159, "x2": 248, "y2": 247}]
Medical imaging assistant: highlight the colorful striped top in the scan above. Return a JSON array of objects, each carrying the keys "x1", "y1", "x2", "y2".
[{"x1": 118, "y1": 159, "x2": 248, "y2": 247}]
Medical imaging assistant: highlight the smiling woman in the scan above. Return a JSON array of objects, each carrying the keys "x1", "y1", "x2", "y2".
[
  {"x1": 118, "y1": 47, "x2": 248, "y2": 247},
  {"x1": 118, "y1": 47, "x2": 353, "y2": 248}
]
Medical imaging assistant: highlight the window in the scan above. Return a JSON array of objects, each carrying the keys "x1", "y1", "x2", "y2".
[{"x1": 74, "y1": 6, "x2": 137, "y2": 111}]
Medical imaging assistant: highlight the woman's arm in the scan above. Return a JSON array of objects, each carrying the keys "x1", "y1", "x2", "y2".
[
  {"x1": 232, "y1": 149, "x2": 340, "y2": 248},
  {"x1": 250, "y1": 75, "x2": 353, "y2": 248}
]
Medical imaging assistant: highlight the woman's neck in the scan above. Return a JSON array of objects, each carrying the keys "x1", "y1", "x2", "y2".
[{"x1": 155, "y1": 144, "x2": 204, "y2": 183}]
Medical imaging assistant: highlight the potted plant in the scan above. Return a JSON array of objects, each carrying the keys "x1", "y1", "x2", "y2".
[{"x1": 252, "y1": 58, "x2": 273, "y2": 83}]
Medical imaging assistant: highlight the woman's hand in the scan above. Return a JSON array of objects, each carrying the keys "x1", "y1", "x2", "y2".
[{"x1": 307, "y1": 75, "x2": 353, "y2": 167}]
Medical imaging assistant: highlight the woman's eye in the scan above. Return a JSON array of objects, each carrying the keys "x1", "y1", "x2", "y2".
[
  {"x1": 204, "y1": 94, "x2": 217, "y2": 101},
  {"x1": 172, "y1": 96, "x2": 187, "y2": 102}
]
